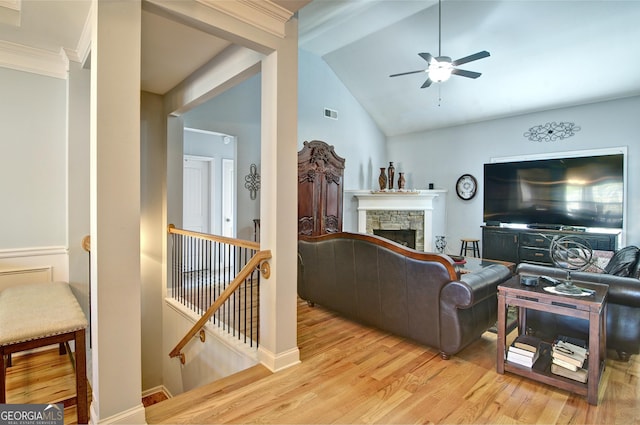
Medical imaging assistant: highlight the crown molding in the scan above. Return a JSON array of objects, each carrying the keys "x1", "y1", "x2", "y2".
[
  {"x1": 196, "y1": 0, "x2": 294, "y2": 38},
  {"x1": 0, "y1": 0, "x2": 20, "y2": 27},
  {"x1": 73, "y1": 1, "x2": 92, "y2": 66},
  {"x1": 0, "y1": 40, "x2": 68, "y2": 79}
]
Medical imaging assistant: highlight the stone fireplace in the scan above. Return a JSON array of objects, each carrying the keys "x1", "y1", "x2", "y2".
[
  {"x1": 373, "y1": 228, "x2": 417, "y2": 249},
  {"x1": 351, "y1": 190, "x2": 446, "y2": 252}
]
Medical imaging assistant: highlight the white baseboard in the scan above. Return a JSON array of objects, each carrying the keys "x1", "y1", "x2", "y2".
[
  {"x1": 141, "y1": 385, "x2": 172, "y2": 399},
  {"x1": 90, "y1": 403, "x2": 147, "y2": 425},
  {"x1": 258, "y1": 346, "x2": 300, "y2": 372}
]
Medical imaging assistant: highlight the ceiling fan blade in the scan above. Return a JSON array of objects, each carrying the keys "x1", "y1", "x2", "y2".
[
  {"x1": 451, "y1": 68, "x2": 482, "y2": 79},
  {"x1": 451, "y1": 50, "x2": 490, "y2": 66},
  {"x1": 390, "y1": 70, "x2": 426, "y2": 78},
  {"x1": 421, "y1": 77, "x2": 433, "y2": 89},
  {"x1": 418, "y1": 52, "x2": 434, "y2": 63}
]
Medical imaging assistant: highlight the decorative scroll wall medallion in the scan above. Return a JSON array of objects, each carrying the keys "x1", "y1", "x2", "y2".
[
  {"x1": 244, "y1": 163, "x2": 260, "y2": 200},
  {"x1": 524, "y1": 121, "x2": 581, "y2": 142}
]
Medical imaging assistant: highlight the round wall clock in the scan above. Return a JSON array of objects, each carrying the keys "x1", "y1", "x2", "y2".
[{"x1": 456, "y1": 174, "x2": 478, "y2": 200}]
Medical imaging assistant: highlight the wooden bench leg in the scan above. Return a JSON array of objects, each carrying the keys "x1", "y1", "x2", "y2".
[{"x1": 75, "y1": 329, "x2": 88, "y2": 424}]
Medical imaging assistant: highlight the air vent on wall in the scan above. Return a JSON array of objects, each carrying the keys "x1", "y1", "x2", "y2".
[{"x1": 324, "y1": 108, "x2": 338, "y2": 120}]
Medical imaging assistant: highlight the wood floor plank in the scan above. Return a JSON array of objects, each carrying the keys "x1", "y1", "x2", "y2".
[{"x1": 8, "y1": 298, "x2": 640, "y2": 424}]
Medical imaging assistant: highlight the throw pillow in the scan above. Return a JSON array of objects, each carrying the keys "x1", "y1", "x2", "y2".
[
  {"x1": 584, "y1": 250, "x2": 613, "y2": 273},
  {"x1": 604, "y1": 246, "x2": 640, "y2": 277}
]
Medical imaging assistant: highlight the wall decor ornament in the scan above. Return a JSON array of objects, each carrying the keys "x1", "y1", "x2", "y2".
[
  {"x1": 524, "y1": 121, "x2": 581, "y2": 142},
  {"x1": 244, "y1": 163, "x2": 260, "y2": 200}
]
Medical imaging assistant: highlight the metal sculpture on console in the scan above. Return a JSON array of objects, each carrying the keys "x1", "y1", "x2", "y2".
[{"x1": 549, "y1": 235, "x2": 593, "y2": 295}]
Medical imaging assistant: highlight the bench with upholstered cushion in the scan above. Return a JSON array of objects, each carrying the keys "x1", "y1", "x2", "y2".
[{"x1": 0, "y1": 282, "x2": 88, "y2": 424}]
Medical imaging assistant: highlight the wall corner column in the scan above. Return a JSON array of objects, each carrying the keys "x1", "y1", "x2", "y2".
[
  {"x1": 257, "y1": 17, "x2": 300, "y2": 372},
  {"x1": 89, "y1": 0, "x2": 145, "y2": 423}
]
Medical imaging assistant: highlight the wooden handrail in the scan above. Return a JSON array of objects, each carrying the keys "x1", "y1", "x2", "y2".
[
  {"x1": 82, "y1": 235, "x2": 90, "y2": 252},
  {"x1": 168, "y1": 224, "x2": 259, "y2": 251},
  {"x1": 168, "y1": 248, "x2": 271, "y2": 360}
]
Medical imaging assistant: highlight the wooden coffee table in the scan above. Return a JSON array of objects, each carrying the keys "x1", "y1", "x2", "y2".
[
  {"x1": 496, "y1": 276, "x2": 607, "y2": 405},
  {"x1": 457, "y1": 257, "x2": 515, "y2": 274}
]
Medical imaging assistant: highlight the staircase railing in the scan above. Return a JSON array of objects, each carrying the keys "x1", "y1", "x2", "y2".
[{"x1": 167, "y1": 225, "x2": 271, "y2": 363}]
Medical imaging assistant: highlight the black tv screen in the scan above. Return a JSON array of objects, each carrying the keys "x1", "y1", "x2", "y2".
[{"x1": 483, "y1": 154, "x2": 624, "y2": 229}]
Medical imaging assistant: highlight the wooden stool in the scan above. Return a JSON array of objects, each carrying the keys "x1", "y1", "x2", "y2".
[
  {"x1": 0, "y1": 282, "x2": 88, "y2": 424},
  {"x1": 460, "y1": 238, "x2": 480, "y2": 257}
]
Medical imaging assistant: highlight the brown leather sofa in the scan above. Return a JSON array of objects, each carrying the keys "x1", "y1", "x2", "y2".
[
  {"x1": 297, "y1": 232, "x2": 512, "y2": 359},
  {"x1": 517, "y1": 252, "x2": 640, "y2": 360}
]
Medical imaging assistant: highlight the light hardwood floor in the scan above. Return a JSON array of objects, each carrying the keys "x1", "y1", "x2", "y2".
[
  {"x1": 147, "y1": 299, "x2": 639, "y2": 424},
  {"x1": 6, "y1": 298, "x2": 639, "y2": 424},
  {"x1": 4, "y1": 347, "x2": 90, "y2": 425}
]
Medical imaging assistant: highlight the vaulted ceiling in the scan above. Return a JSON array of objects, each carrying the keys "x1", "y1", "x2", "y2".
[
  {"x1": 2, "y1": 1, "x2": 639, "y2": 137},
  {"x1": 299, "y1": 0, "x2": 640, "y2": 136}
]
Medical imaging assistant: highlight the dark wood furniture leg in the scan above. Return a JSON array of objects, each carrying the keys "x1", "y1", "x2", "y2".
[
  {"x1": 75, "y1": 329, "x2": 88, "y2": 424},
  {"x1": 0, "y1": 332, "x2": 88, "y2": 424}
]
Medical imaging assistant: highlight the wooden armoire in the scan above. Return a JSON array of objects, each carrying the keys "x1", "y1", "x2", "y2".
[{"x1": 298, "y1": 140, "x2": 345, "y2": 236}]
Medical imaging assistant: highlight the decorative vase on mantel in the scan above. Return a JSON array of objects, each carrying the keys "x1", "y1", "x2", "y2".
[
  {"x1": 398, "y1": 172, "x2": 406, "y2": 190},
  {"x1": 435, "y1": 235, "x2": 447, "y2": 254},
  {"x1": 378, "y1": 168, "x2": 387, "y2": 191},
  {"x1": 387, "y1": 162, "x2": 395, "y2": 190}
]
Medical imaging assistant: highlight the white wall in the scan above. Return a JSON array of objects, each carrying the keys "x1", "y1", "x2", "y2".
[
  {"x1": 387, "y1": 96, "x2": 640, "y2": 253},
  {"x1": 141, "y1": 91, "x2": 166, "y2": 393},
  {"x1": 184, "y1": 129, "x2": 236, "y2": 237},
  {"x1": 0, "y1": 67, "x2": 67, "y2": 249},
  {"x1": 298, "y1": 49, "x2": 388, "y2": 231},
  {"x1": 183, "y1": 75, "x2": 261, "y2": 242},
  {"x1": 162, "y1": 300, "x2": 258, "y2": 397},
  {"x1": 67, "y1": 61, "x2": 91, "y2": 314}
]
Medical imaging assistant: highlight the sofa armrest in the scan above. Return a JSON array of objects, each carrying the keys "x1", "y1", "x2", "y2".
[
  {"x1": 444, "y1": 264, "x2": 512, "y2": 307},
  {"x1": 438, "y1": 264, "x2": 511, "y2": 357}
]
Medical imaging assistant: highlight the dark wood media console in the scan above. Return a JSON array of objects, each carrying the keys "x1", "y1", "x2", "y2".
[{"x1": 482, "y1": 226, "x2": 619, "y2": 266}]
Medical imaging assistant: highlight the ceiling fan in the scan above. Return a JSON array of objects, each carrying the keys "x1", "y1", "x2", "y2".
[{"x1": 390, "y1": 0, "x2": 490, "y2": 88}]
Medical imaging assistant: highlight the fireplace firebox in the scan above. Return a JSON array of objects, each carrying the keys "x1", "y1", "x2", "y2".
[{"x1": 373, "y1": 229, "x2": 416, "y2": 249}]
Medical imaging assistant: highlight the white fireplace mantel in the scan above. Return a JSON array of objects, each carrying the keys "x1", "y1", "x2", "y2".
[{"x1": 350, "y1": 190, "x2": 447, "y2": 251}]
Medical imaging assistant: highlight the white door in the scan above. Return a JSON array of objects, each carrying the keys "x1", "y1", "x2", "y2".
[
  {"x1": 183, "y1": 156, "x2": 212, "y2": 233},
  {"x1": 222, "y1": 158, "x2": 235, "y2": 237}
]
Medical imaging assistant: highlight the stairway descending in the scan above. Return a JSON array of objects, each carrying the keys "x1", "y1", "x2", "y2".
[{"x1": 144, "y1": 364, "x2": 272, "y2": 423}]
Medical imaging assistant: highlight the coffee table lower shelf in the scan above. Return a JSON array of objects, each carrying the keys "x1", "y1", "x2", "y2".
[{"x1": 502, "y1": 343, "x2": 605, "y2": 400}]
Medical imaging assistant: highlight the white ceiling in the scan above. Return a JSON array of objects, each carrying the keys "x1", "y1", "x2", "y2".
[
  {"x1": 2, "y1": 0, "x2": 640, "y2": 137},
  {"x1": 299, "y1": 0, "x2": 640, "y2": 136}
]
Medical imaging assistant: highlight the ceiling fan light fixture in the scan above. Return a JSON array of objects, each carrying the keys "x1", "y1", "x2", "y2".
[
  {"x1": 388, "y1": 0, "x2": 489, "y2": 88},
  {"x1": 429, "y1": 62, "x2": 453, "y2": 82}
]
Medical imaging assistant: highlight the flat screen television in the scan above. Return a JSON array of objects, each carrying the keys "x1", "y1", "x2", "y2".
[{"x1": 483, "y1": 153, "x2": 624, "y2": 229}]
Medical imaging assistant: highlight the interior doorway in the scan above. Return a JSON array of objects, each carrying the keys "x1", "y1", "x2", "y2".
[
  {"x1": 183, "y1": 156, "x2": 213, "y2": 233},
  {"x1": 183, "y1": 128, "x2": 237, "y2": 238},
  {"x1": 221, "y1": 158, "x2": 235, "y2": 238}
]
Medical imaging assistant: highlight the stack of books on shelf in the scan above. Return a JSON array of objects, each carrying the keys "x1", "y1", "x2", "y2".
[
  {"x1": 550, "y1": 336, "x2": 588, "y2": 383},
  {"x1": 506, "y1": 335, "x2": 541, "y2": 368}
]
